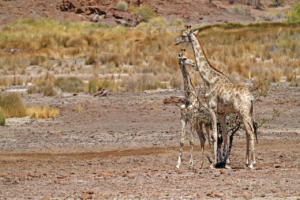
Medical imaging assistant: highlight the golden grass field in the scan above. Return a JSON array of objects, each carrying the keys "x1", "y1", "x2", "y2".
[{"x1": 0, "y1": 16, "x2": 299, "y2": 94}]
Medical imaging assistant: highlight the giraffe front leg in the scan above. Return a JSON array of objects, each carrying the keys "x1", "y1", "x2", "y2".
[
  {"x1": 218, "y1": 114, "x2": 231, "y2": 169},
  {"x1": 249, "y1": 137, "x2": 255, "y2": 169},
  {"x1": 189, "y1": 122, "x2": 195, "y2": 170},
  {"x1": 243, "y1": 116, "x2": 256, "y2": 169},
  {"x1": 208, "y1": 108, "x2": 218, "y2": 169},
  {"x1": 245, "y1": 133, "x2": 250, "y2": 167},
  {"x1": 176, "y1": 117, "x2": 187, "y2": 169}
]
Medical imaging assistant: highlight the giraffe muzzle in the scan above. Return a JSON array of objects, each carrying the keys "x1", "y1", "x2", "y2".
[{"x1": 175, "y1": 38, "x2": 184, "y2": 45}]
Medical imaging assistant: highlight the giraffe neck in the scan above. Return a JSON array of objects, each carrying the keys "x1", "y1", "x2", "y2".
[
  {"x1": 179, "y1": 60, "x2": 191, "y2": 101},
  {"x1": 190, "y1": 33, "x2": 223, "y2": 86}
]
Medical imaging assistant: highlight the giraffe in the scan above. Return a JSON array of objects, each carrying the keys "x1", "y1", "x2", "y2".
[
  {"x1": 176, "y1": 50, "x2": 241, "y2": 169},
  {"x1": 176, "y1": 26, "x2": 257, "y2": 169},
  {"x1": 176, "y1": 49, "x2": 212, "y2": 169}
]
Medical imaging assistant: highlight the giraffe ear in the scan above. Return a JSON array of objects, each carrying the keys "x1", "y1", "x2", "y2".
[{"x1": 192, "y1": 29, "x2": 199, "y2": 35}]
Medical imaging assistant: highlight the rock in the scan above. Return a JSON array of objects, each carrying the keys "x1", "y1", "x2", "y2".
[
  {"x1": 87, "y1": 190, "x2": 94, "y2": 195},
  {"x1": 112, "y1": 9, "x2": 139, "y2": 26},
  {"x1": 94, "y1": 89, "x2": 108, "y2": 97},
  {"x1": 91, "y1": 14, "x2": 99, "y2": 22},
  {"x1": 220, "y1": 169, "x2": 225, "y2": 174},
  {"x1": 242, "y1": 191, "x2": 252, "y2": 200},
  {"x1": 207, "y1": 191, "x2": 224, "y2": 198},
  {"x1": 40, "y1": 196, "x2": 50, "y2": 200}
]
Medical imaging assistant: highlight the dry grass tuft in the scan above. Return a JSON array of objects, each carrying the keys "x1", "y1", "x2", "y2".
[
  {"x1": 27, "y1": 106, "x2": 59, "y2": 119},
  {"x1": 74, "y1": 103, "x2": 82, "y2": 113},
  {"x1": 0, "y1": 93, "x2": 27, "y2": 118},
  {"x1": 0, "y1": 108, "x2": 5, "y2": 126},
  {"x1": 122, "y1": 74, "x2": 167, "y2": 92},
  {"x1": 54, "y1": 77, "x2": 84, "y2": 93}
]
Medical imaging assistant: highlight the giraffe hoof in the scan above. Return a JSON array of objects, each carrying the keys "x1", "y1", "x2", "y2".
[
  {"x1": 248, "y1": 164, "x2": 255, "y2": 169},
  {"x1": 210, "y1": 164, "x2": 216, "y2": 169},
  {"x1": 176, "y1": 165, "x2": 180, "y2": 169},
  {"x1": 225, "y1": 165, "x2": 232, "y2": 169}
]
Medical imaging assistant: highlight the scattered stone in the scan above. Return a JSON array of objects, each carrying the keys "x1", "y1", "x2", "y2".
[
  {"x1": 242, "y1": 191, "x2": 252, "y2": 200},
  {"x1": 207, "y1": 191, "x2": 224, "y2": 198},
  {"x1": 87, "y1": 190, "x2": 94, "y2": 195},
  {"x1": 40, "y1": 195, "x2": 50, "y2": 200},
  {"x1": 91, "y1": 14, "x2": 99, "y2": 22},
  {"x1": 94, "y1": 89, "x2": 108, "y2": 97},
  {"x1": 220, "y1": 169, "x2": 225, "y2": 174}
]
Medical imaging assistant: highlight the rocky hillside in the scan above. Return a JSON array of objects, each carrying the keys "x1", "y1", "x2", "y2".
[{"x1": 1, "y1": 0, "x2": 283, "y2": 27}]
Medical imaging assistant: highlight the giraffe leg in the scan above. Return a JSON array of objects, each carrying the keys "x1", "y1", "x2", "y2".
[
  {"x1": 208, "y1": 108, "x2": 218, "y2": 169},
  {"x1": 246, "y1": 133, "x2": 250, "y2": 167},
  {"x1": 242, "y1": 116, "x2": 255, "y2": 169},
  {"x1": 176, "y1": 116, "x2": 187, "y2": 169},
  {"x1": 197, "y1": 122, "x2": 206, "y2": 169},
  {"x1": 219, "y1": 114, "x2": 231, "y2": 169},
  {"x1": 189, "y1": 120, "x2": 195, "y2": 169}
]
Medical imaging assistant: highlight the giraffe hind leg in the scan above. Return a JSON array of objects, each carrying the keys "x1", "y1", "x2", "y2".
[
  {"x1": 189, "y1": 121, "x2": 195, "y2": 169},
  {"x1": 243, "y1": 116, "x2": 256, "y2": 169},
  {"x1": 176, "y1": 117, "x2": 187, "y2": 169}
]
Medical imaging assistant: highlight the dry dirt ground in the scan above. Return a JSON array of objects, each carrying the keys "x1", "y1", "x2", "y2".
[{"x1": 0, "y1": 82, "x2": 300, "y2": 199}]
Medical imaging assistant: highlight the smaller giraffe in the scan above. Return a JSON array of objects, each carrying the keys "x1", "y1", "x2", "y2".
[{"x1": 176, "y1": 50, "x2": 212, "y2": 169}]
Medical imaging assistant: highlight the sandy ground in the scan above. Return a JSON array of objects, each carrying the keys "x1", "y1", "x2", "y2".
[{"x1": 0, "y1": 82, "x2": 300, "y2": 199}]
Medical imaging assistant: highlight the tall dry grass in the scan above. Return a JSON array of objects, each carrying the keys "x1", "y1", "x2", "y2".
[
  {"x1": 196, "y1": 23, "x2": 300, "y2": 92},
  {"x1": 0, "y1": 18, "x2": 299, "y2": 93},
  {"x1": 27, "y1": 106, "x2": 59, "y2": 119},
  {"x1": 0, "y1": 93, "x2": 27, "y2": 118}
]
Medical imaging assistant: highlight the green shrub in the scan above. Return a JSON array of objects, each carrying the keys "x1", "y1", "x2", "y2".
[
  {"x1": 288, "y1": 3, "x2": 300, "y2": 24},
  {"x1": 270, "y1": 0, "x2": 283, "y2": 7},
  {"x1": 116, "y1": 1, "x2": 128, "y2": 12},
  {"x1": 131, "y1": 6, "x2": 156, "y2": 22},
  {"x1": 54, "y1": 77, "x2": 84, "y2": 93},
  {"x1": 170, "y1": 19, "x2": 183, "y2": 26},
  {"x1": 0, "y1": 93, "x2": 27, "y2": 118},
  {"x1": 0, "y1": 108, "x2": 5, "y2": 126},
  {"x1": 88, "y1": 78, "x2": 99, "y2": 94}
]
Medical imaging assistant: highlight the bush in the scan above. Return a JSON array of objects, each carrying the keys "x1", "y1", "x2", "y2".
[
  {"x1": 131, "y1": 6, "x2": 156, "y2": 22},
  {"x1": 116, "y1": 1, "x2": 128, "y2": 12},
  {"x1": 123, "y1": 75, "x2": 166, "y2": 92},
  {"x1": 88, "y1": 78, "x2": 99, "y2": 94},
  {"x1": 0, "y1": 108, "x2": 5, "y2": 126},
  {"x1": 54, "y1": 77, "x2": 85, "y2": 93},
  {"x1": 27, "y1": 106, "x2": 59, "y2": 119},
  {"x1": 288, "y1": 3, "x2": 300, "y2": 23},
  {"x1": 85, "y1": 53, "x2": 97, "y2": 65},
  {"x1": 88, "y1": 78, "x2": 119, "y2": 93},
  {"x1": 0, "y1": 93, "x2": 27, "y2": 118},
  {"x1": 270, "y1": 0, "x2": 283, "y2": 7},
  {"x1": 28, "y1": 83, "x2": 57, "y2": 96}
]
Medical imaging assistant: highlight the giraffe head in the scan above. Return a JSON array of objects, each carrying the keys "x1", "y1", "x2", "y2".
[
  {"x1": 175, "y1": 25, "x2": 199, "y2": 45},
  {"x1": 178, "y1": 48, "x2": 195, "y2": 67}
]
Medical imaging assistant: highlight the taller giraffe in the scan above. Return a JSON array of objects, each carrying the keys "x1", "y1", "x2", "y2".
[{"x1": 176, "y1": 26, "x2": 256, "y2": 169}]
